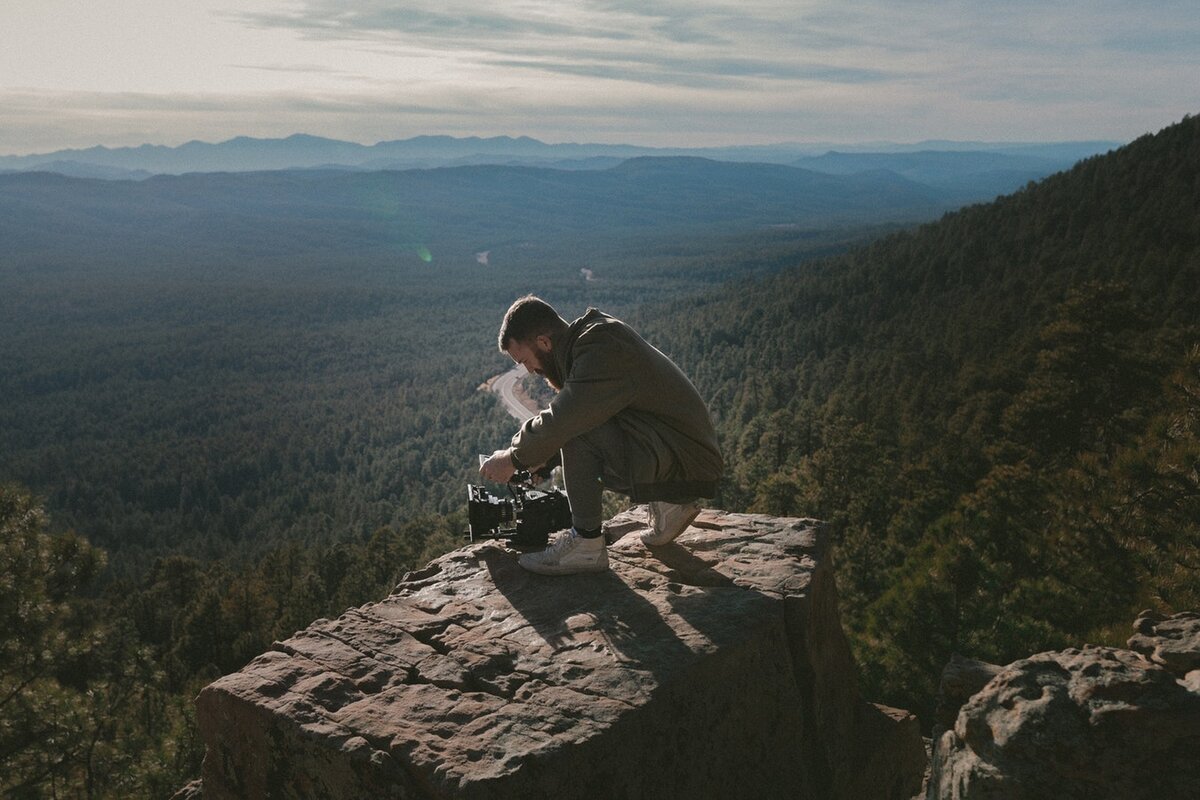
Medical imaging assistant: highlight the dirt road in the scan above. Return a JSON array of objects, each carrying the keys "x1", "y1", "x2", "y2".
[{"x1": 489, "y1": 364, "x2": 539, "y2": 422}]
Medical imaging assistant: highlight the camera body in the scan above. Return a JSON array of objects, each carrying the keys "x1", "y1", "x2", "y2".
[{"x1": 467, "y1": 472, "x2": 572, "y2": 548}]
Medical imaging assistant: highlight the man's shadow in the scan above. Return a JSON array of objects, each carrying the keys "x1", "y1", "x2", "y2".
[
  {"x1": 480, "y1": 545, "x2": 700, "y2": 675},
  {"x1": 478, "y1": 542, "x2": 773, "y2": 681}
]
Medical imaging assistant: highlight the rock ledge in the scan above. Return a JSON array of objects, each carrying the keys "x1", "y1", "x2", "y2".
[{"x1": 193, "y1": 508, "x2": 924, "y2": 799}]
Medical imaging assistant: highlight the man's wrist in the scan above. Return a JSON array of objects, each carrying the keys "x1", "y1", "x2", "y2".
[{"x1": 509, "y1": 450, "x2": 526, "y2": 470}]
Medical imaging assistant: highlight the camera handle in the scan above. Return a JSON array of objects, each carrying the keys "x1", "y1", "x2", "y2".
[{"x1": 506, "y1": 472, "x2": 535, "y2": 499}]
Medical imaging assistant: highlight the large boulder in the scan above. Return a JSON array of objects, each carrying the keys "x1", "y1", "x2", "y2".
[
  {"x1": 193, "y1": 508, "x2": 924, "y2": 799},
  {"x1": 928, "y1": 646, "x2": 1200, "y2": 799},
  {"x1": 933, "y1": 654, "x2": 1003, "y2": 734},
  {"x1": 1128, "y1": 610, "x2": 1200, "y2": 677}
]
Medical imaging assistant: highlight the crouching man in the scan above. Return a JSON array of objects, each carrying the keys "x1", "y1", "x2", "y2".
[{"x1": 479, "y1": 295, "x2": 723, "y2": 575}]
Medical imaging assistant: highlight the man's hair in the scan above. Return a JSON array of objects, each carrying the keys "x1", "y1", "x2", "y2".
[{"x1": 498, "y1": 295, "x2": 567, "y2": 351}]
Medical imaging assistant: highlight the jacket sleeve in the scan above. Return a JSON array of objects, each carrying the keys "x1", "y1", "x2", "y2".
[{"x1": 510, "y1": 333, "x2": 635, "y2": 468}]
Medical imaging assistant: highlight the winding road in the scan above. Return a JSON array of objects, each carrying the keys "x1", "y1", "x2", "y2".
[{"x1": 488, "y1": 364, "x2": 540, "y2": 422}]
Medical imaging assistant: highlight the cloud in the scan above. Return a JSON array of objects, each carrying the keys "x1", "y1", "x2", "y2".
[
  {"x1": 3, "y1": 0, "x2": 1196, "y2": 153},
  {"x1": 232, "y1": 0, "x2": 879, "y2": 88},
  {"x1": 230, "y1": 63, "x2": 351, "y2": 76},
  {"x1": 224, "y1": 0, "x2": 1199, "y2": 129},
  {"x1": 488, "y1": 56, "x2": 896, "y2": 90},
  {"x1": 1104, "y1": 28, "x2": 1200, "y2": 56},
  {"x1": 236, "y1": 2, "x2": 635, "y2": 45}
]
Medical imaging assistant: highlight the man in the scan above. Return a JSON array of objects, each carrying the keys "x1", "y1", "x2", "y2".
[{"x1": 479, "y1": 295, "x2": 723, "y2": 575}]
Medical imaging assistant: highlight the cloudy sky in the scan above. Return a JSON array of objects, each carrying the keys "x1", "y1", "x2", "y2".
[{"x1": 2, "y1": 0, "x2": 1197, "y2": 155}]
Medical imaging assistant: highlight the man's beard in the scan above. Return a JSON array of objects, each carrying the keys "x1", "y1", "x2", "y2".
[{"x1": 535, "y1": 344, "x2": 564, "y2": 391}]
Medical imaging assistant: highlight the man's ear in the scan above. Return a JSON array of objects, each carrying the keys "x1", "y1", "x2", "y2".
[{"x1": 535, "y1": 334, "x2": 553, "y2": 351}]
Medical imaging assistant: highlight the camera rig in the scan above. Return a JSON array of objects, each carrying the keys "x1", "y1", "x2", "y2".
[{"x1": 466, "y1": 470, "x2": 572, "y2": 548}]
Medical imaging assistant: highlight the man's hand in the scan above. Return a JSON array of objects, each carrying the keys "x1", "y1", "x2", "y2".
[{"x1": 479, "y1": 448, "x2": 517, "y2": 484}]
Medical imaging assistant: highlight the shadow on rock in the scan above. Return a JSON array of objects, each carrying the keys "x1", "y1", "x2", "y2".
[{"x1": 480, "y1": 544, "x2": 713, "y2": 677}]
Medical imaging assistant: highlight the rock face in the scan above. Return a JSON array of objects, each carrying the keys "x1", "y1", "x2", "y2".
[
  {"x1": 1128, "y1": 610, "x2": 1200, "y2": 678},
  {"x1": 193, "y1": 508, "x2": 925, "y2": 799},
  {"x1": 933, "y1": 654, "x2": 1004, "y2": 734},
  {"x1": 928, "y1": 646, "x2": 1200, "y2": 800}
]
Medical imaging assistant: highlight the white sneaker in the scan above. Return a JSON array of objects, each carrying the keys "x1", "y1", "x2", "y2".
[
  {"x1": 518, "y1": 528, "x2": 609, "y2": 575},
  {"x1": 641, "y1": 500, "x2": 702, "y2": 546}
]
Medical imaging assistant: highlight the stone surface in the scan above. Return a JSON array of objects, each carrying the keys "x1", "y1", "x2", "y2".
[
  {"x1": 928, "y1": 646, "x2": 1200, "y2": 800},
  {"x1": 933, "y1": 654, "x2": 1003, "y2": 733},
  {"x1": 1127, "y1": 610, "x2": 1200, "y2": 677},
  {"x1": 194, "y1": 507, "x2": 925, "y2": 799}
]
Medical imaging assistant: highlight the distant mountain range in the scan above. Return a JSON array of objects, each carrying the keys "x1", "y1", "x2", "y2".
[
  {"x1": 0, "y1": 133, "x2": 1118, "y2": 192},
  {"x1": 0, "y1": 156, "x2": 959, "y2": 271},
  {"x1": 791, "y1": 149, "x2": 1102, "y2": 203}
]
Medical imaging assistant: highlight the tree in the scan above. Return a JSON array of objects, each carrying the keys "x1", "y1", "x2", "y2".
[
  {"x1": 1, "y1": 484, "x2": 103, "y2": 795},
  {"x1": 1086, "y1": 345, "x2": 1200, "y2": 610}
]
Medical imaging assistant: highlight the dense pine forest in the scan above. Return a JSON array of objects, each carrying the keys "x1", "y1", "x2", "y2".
[
  {"x1": 634, "y1": 113, "x2": 1200, "y2": 717},
  {"x1": 3, "y1": 115, "x2": 1198, "y2": 796}
]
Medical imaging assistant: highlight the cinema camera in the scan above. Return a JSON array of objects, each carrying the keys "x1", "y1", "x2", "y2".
[{"x1": 467, "y1": 470, "x2": 572, "y2": 548}]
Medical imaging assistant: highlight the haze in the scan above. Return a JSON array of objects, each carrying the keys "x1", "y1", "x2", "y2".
[{"x1": 2, "y1": 0, "x2": 1198, "y2": 155}]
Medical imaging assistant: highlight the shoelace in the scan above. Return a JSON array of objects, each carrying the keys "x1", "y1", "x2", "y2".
[{"x1": 545, "y1": 529, "x2": 577, "y2": 555}]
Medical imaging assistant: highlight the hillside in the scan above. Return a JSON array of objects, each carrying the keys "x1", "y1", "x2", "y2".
[
  {"x1": 634, "y1": 113, "x2": 1200, "y2": 717},
  {"x1": 791, "y1": 149, "x2": 1080, "y2": 203}
]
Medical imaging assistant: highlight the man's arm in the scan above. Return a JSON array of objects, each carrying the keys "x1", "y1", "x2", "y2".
[{"x1": 510, "y1": 340, "x2": 635, "y2": 468}]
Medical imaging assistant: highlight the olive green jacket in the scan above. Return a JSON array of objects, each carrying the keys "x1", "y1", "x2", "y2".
[{"x1": 510, "y1": 309, "x2": 722, "y2": 502}]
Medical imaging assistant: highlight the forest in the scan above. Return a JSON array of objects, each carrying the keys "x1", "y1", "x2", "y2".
[
  {"x1": 2, "y1": 115, "x2": 1198, "y2": 796},
  {"x1": 631, "y1": 113, "x2": 1200, "y2": 716}
]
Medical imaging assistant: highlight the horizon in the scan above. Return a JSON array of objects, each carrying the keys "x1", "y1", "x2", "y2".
[
  {"x1": 3, "y1": 1, "x2": 1198, "y2": 157},
  {"x1": 0, "y1": 129, "x2": 1132, "y2": 161}
]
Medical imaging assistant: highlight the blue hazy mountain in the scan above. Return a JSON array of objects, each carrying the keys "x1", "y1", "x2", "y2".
[
  {"x1": 0, "y1": 134, "x2": 655, "y2": 175},
  {"x1": 791, "y1": 149, "x2": 1104, "y2": 202},
  {"x1": 0, "y1": 159, "x2": 154, "y2": 181},
  {"x1": 0, "y1": 133, "x2": 1117, "y2": 181},
  {"x1": 0, "y1": 157, "x2": 954, "y2": 271}
]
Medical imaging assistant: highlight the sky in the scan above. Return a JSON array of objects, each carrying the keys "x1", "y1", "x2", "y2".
[{"x1": 1, "y1": 0, "x2": 1198, "y2": 155}]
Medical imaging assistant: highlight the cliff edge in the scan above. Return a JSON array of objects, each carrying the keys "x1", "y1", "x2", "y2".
[{"x1": 190, "y1": 508, "x2": 925, "y2": 798}]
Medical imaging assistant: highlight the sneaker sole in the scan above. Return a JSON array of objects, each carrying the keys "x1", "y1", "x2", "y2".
[{"x1": 518, "y1": 559, "x2": 609, "y2": 576}]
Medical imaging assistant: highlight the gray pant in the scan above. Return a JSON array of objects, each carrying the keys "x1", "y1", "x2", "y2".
[{"x1": 560, "y1": 418, "x2": 645, "y2": 531}]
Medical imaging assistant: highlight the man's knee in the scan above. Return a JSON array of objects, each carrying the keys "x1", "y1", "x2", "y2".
[{"x1": 561, "y1": 422, "x2": 633, "y2": 495}]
